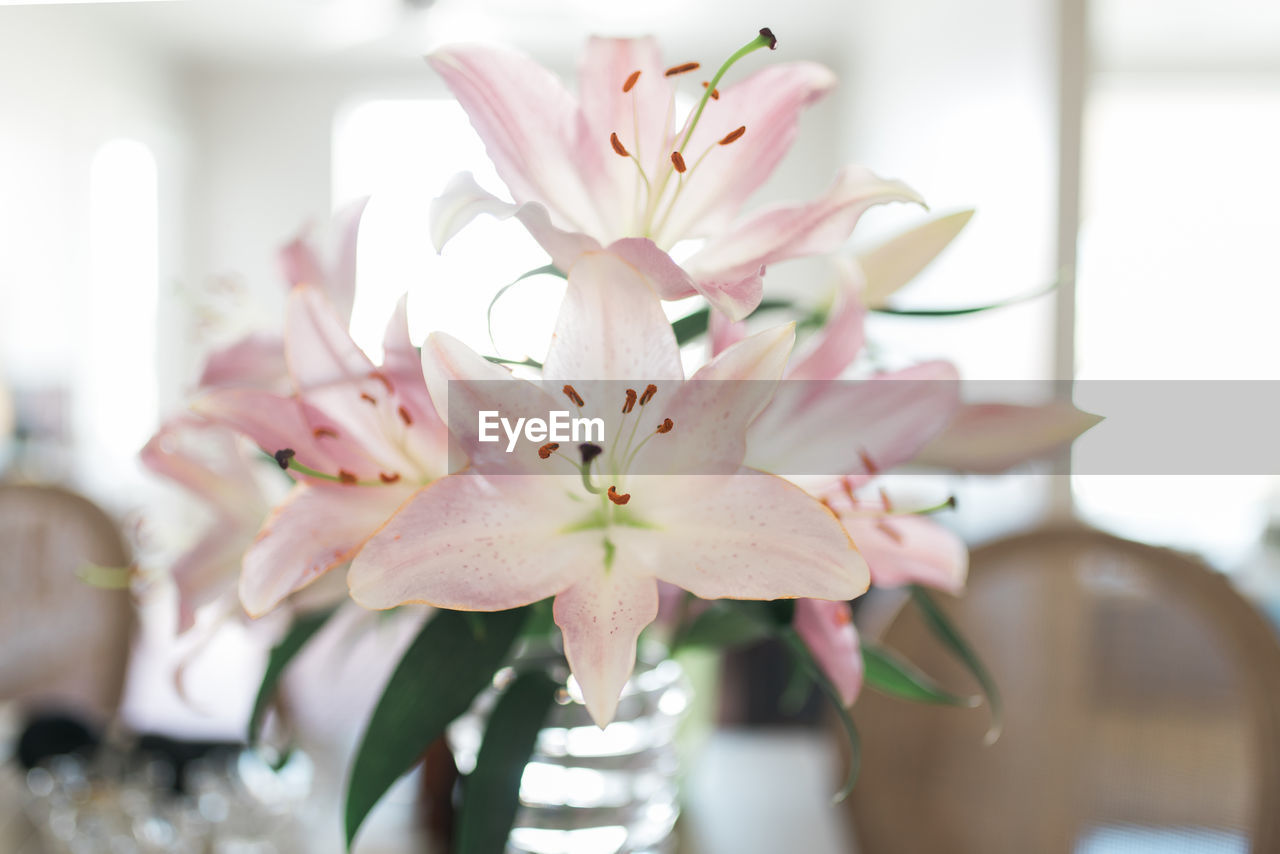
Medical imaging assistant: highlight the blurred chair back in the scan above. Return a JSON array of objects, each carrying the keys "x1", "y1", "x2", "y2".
[
  {"x1": 849, "y1": 527, "x2": 1280, "y2": 853},
  {"x1": 0, "y1": 484, "x2": 133, "y2": 721}
]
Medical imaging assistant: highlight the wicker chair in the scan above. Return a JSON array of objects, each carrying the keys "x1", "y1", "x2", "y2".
[
  {"x1": 848, "y1": 527, "x2": 1280, "y2": 853},
  {"x1": 0, "y1": 484, "x2": 133, "y2": 720}
]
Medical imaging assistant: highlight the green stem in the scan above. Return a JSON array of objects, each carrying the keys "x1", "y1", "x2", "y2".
[
  {"x1": 677, "y1": 29, "x2": 776, "y2": 152},
  {"x1": 284, "y1": 458, "x2": 386, "y2": 488}
]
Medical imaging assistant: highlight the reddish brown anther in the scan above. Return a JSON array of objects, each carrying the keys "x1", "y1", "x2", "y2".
[
  {"x1": 398, "y1": 405, "x2": 413, "y2": 426},
  {"x1": 623, "y1": 70, "x2": 642, "y2": 93},
  {"x1": 622, "y1": 388, "x2": 638, "y2": 414},
  {"x1": 563, "y1": 384, "x2": 585, "y2": 407},
  {"x1": 858, "y1": 448, "x2": 880, "y2": 475},
  {"x1": 610, "y1": 132, "x2": 630, "y2": 158},
  {"x1": 607, "y1": 485, "x2": 631, "y2": 505},
  {"x1": 538, "y1": 442, "x2": 560, "y2": 460},
  {"x1": 879, "y1": 487, "x2": 894, "y2": 513},
  {"x1": 670, "y1": 151, "x2": 687, "y2": 173},
  {"x1": 656, "y1": 418, "x2": 674, "y2": 434},
  {"x1": 639, "y1": 383, "x2": 657, "y2": 406},
  {"x1": 312, "y1": 427, "x2": 339, "y2": 439},
  {"x1": 718, "y1": 125, "x2": 747, "y2": 146},
  {"x1": 360, "y1": 392, "x2": 378, "y2": 405},
  {"x1": 664, "y1": 61, "x2": 700, "y2": 77},
  {"x1": 701, "y1": 81, "x2": 720, "y2": 100},
  {"x1": 371, "y1": 371, "x2": 394, "y2": 393},
  {"x1": 379, "y1": 472, "x2": 402, "y2": 484},
  {"x1": 338, "y1": 469, "x2": 358, "y2": 484},
  {"x1": 876, "y1": 519, "x2": 904, "y2": 544}
]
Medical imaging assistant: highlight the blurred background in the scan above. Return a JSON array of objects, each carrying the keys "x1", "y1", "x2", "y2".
[{"x1": 2, "y1": 0, "x2": 1279, "y2": 852}]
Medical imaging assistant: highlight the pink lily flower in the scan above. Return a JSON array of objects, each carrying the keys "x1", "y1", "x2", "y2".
[
  {"x1": 347, "y1": 251, "x2": 868, "y2": 727},
  {"x1": 140, "y1": 416, "x2": 273, "y2": 633},
  {"x1": 428, "y1": 33, "x2": 922, "y2": 320},
  {"x1": 198, "y1": 198, "x2": 369, "y2": 391},
  {"x1": 708, "y1": 263, "x2": 966, "y2": 694},
  {"x1": 194, "y1": 284, "x2": 448, "y2": 618},
  {"x1": 794, "y1": 598, "x2": 863, "y2": 707}
]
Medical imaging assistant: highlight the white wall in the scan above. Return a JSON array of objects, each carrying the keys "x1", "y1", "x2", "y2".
[
  {"x1": 840, "y1": 0, "x2": 1061, "y2": 382},
  {"x1": 0, "y1": 7, "x2": 186, "y2": 504}
]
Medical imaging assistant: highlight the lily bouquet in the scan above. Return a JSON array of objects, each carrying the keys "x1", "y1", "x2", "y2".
[{"x1": 142, "y1": 27, "x2": 1097, "y2": 852}]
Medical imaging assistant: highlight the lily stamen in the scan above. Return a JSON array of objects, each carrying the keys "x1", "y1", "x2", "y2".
[
  {"x1": 718, "y1": 125, "x2": 747, "y2": 146},
  {"x1": 313, "y1": 427, "x2": 339, "y2": 439},
  {"x1": 607, "y1": 485, "x2": 631, "y2": 505},
  {"x1": 622, "y1": 388, "x2": 638, "y2": 414},
  {"x1": 370, "y1": 371, "x2": 394, "y2": 393},
  {"x1": 538, "y1": 442, "x2": 560, "y2": 459},
  {"x1": 270, "y1": 448, "x2": 403, "y2": 488},
  {"x1": 639, "y1": 383, "x2": 658, "y2": 406},
  {"x1": 879, "y1": 487, "x2": 894, "y2": 512},
  {"x1": 360, "y1": 392, "x2": 378, "y2": 405},
  {"x1": 623, "y1": 69, "x2": 642, "y2": 92},
  {"x1": 876, "y1": 519, "x2": 904, "y2": 544},
  {"x1": 670, "y1": 151, "x2": 687, "y2": 173},
  {"x1": 609, "y1": 132, "x2": 630, "y2": 158},
  {"x1": 563, "y1": 384, "x2": 586, "y2": 407},
  {"x1": 621, "y1": 414, "x2": 675, "y2": 472},
  {"x1": 577, "y1": 443, "x2": 605, "y2": 495},
  {"x1": 701, "y1": 81, "x2": 720, "y2": 99},
  {"x1": 664, "y1": 61, "x2": 700, "y2": 77},
  {"x1": 398, "y1": 405, "x2": 413, "y2": 426}
]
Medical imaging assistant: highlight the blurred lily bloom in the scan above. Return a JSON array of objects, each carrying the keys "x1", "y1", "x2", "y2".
[
  {"x1": 140, "y1": 416, "x2": 272, "y2": 633},
  {"x1": 195, "y1": 285, "x2": 448, "y2": 618},
  {"x1": 348, "y1": 251, "x2": 868, "y2": 727},
  {"x1": 198, "y1": 198, "x2": 368, "y2": 392},
  {"x1": 794, "y1": 598, "x2": 863, "y2": 707},
  {"x1": 429, "y1": 34, "x2": 920, "y2": 320}
]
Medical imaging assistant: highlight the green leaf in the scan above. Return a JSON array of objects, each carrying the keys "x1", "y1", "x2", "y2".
[
  {"x1": 345, "y1": 607, "x2": 529, "y2": 849},
  {"x1": 672, "y1": 307, "x2": 710, "y2": 345},
  {"x1": 672, "y1": 601, "x2": 773, "y2": 651},
  {"x1": 455, "y1": 669, "x2": 559, "y2": 854},
  {"x1": 872, "y1": 283, "x2": 1057, "y2": 317},
  {"x1": 484, "y1": 355, "x2": 543, "y2": 369},
  {"x1": 249, "y1": 606, "x2": 337, "y2": 743},
  {"x1": 910, "y1": 586, "x2": 1003, "y2": 744},
  {"x1": 780, "y1": 627, "x2": 861, "y2": 801},
  {"x1": 778, "y1": 655, "x2": 816, "y2": 715},
  {"x1": 486, "y1": 263, "x2": 563, "y2": 353},
  {"x1": 862, "y1": 641, "x2": 979, "y2": 707},
  {"x1": 670, "y1": 298, "x2": 797, "y2": 346}
]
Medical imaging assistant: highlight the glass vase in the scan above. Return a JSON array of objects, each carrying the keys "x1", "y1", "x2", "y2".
[{"x1": 448, "y1": 645, "x2": 692, "y2": 854}]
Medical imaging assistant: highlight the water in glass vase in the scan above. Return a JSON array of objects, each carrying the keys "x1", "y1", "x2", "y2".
[{"x1": 448, "y1": 645, "x2": 692, "y2": 854}]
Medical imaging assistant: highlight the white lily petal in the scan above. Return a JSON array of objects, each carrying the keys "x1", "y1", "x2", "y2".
[
  {"x1": 348, "y1": 474, "x2": 593, "y2": 611},
  {"x1": 613, "y1": 471, "x2": 868, "y2": 601},
  {"x1": 241, "y1": 482, "x2": 413, "y2": 618},
  {"x1": 917, "y1": 401, "x2": 1103, "y2": 473},
  {"x1": 685, "y1": 165, "x2": 925, "y2": 287},
  {"x1": 430, "y1": 172, "x2": 602, "y2": 267},
  {"x1": 555, "y1": 569, "x2": 659, "y2": 728},
  {"x1": 542, "y1": 250, "x2": 683, "y2": 383},
  {"x1": 857, "y1": 209, "x2": 974, "y2": 308}
]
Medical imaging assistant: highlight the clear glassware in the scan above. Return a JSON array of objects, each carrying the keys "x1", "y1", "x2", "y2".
[
  {"x1": 17, "y1": 742, "x2": 313, "y2": 853},
  {"x1": 449, "y1": 645, "x2": 692, "y2": 854}
]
